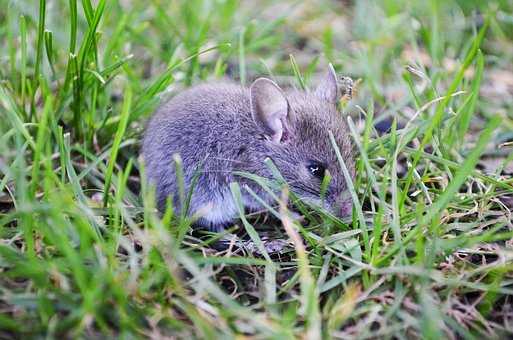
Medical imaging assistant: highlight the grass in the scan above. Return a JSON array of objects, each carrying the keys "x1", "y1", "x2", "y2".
[{"x1": 1, "y1": 0, "x2": 513, "y2": 338}]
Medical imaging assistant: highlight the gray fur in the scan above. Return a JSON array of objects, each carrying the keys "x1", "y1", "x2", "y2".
[{"x1": 142, "y1": 67, "x2": 355, "y2": 230}]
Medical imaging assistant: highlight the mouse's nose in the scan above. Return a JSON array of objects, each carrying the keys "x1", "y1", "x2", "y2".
[{"x1": 334, "y1": 194, "x2": 353, "y2": 218}]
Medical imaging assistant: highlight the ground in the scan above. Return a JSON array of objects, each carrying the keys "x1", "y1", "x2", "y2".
[{"x1": 1, "y1": 0, "x2": 513, "y2": 338}]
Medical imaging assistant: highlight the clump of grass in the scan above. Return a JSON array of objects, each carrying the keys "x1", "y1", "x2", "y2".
[{"x1": 1, "y1": 0, "x2": 513, "y2": 338}]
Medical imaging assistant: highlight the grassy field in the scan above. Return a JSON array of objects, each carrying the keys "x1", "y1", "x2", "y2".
[{"x1": 1, "y1": 0, "x2": 513, "y2": 338}]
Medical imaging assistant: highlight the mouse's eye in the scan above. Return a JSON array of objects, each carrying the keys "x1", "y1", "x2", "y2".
[{"x1": 307, "y1": 161, "x2": 326, "y2": 180}]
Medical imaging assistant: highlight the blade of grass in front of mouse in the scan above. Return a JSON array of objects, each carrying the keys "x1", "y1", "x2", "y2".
[
  {"x1": 243, "y1": 185, "x2": 281, "y2": 219},
  {"x1": 229, "y1": 182, "x2": 273, "y2": 263},
  {"x1": 112, "y1": 158, "x2": 133, "y2": 239},
  {"x1": 279, "y1": 188, "x2": 321, "y2": 339},
  {"x1": 347, "y1": 113, "x2": 389, "y2": 264},
  {"x1": 103, "y1": 85, "x2": 132, "y2": 207},
  {"x1": 329, "y1": 131, "x2": 370, "y2": 262},
  {"x1": 263, "y1": 158, "x2": 323, "y2": 248},
  {"x1": 263, "y1": 157, "x2": 317, "y2": 225}
]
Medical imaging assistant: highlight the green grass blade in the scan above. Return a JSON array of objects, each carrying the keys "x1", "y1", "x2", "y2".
[{"x1": 103, "y1": 86, "x2": 132, "y2": 206}]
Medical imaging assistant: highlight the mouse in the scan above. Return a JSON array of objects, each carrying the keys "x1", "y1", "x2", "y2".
[{"x1": 142, "y1": 64, "x2": 355, "y2": 231}]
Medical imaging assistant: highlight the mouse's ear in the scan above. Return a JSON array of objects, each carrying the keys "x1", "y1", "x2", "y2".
[
  {"x1": 315, "y1": 63, "x2": 339, "y2": 104},
  {"x1": 250, "y1": 78, "x2": 289, "y2": 143}
]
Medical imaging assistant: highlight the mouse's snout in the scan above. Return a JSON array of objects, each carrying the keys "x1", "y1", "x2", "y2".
[{"x1": 333, "y1": 193, "x2": 353, "y2": 218}]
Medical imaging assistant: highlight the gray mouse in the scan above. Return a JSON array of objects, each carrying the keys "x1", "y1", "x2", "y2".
[{"x1": 142, "y1": 64, "x2": 355, "y2": 231}]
